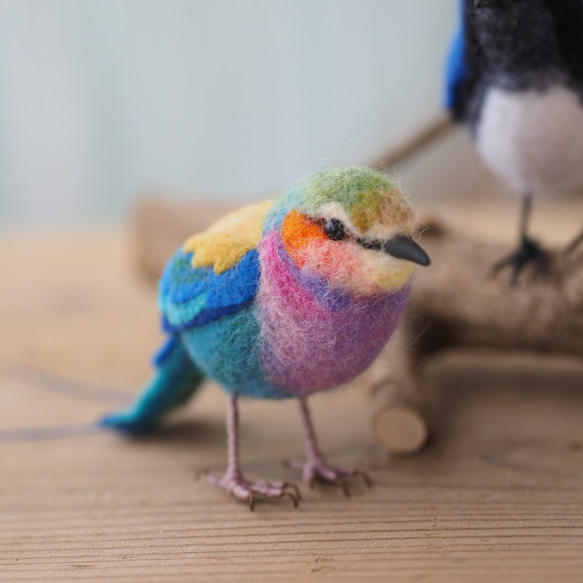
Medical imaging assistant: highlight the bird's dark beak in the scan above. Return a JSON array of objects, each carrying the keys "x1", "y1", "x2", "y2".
[
  {"x1": 474, "y1": 0, "x2": 500, "y2": 8},
  {"x1": 383, "y1": 236, "x2": 431, "y2": 266}
]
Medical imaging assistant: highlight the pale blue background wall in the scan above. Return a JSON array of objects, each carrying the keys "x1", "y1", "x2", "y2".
[{"x1": 0, "y1": 0, "x2": 456, "y2": 226}]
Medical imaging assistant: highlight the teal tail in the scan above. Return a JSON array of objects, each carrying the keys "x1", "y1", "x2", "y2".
[{"x1": 100, "y1": 336, "x2": 205, "y2": 434}]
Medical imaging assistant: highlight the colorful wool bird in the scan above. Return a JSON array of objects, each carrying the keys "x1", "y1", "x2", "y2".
[
  {"x1": 101, "y1": 167, "x2": 430, "y2": 508},
  {"x1": 446, "y1": 0, "x2": 583, "y2": 283}
]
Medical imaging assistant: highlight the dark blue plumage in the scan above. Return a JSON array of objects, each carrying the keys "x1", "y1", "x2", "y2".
[
  {"x1": 444, "y1": 22, "x2": 466, "y2": 112},
  {"x1": 159, "y1": 247, "x2": 260, "y2": 332}
]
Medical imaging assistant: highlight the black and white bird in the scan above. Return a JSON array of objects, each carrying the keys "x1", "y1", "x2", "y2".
[{"x1": 446, "y1": 0, "x2": 583, "y2": 282}]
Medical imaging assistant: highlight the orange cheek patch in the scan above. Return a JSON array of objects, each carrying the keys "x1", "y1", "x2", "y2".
[
  {"x1": 281, "y1": 210, "x2": 327, "y2": 266},
  {"x1": 280, "y1": 210, "x2": 395, "y2": 295}
]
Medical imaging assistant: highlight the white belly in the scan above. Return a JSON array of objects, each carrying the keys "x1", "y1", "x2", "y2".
[{"x1": 476, "y1": 85, "x2": 583, "y2": 194}]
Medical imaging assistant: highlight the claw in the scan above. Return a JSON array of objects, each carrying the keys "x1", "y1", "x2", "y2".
[
  {"x1": 284, "y1": 491, "x2": 299, "y2": 508},
  {"x1": 284, "y1": 482, "x2": 302, "y2": 501},
  {"x1": 489, "y1": 194, "x2": 549, "y2": 285},
  {"x1": 356, "y1": 470, "x2": 372, "y2": 488},
  {"x1": 489, "y1": 236, "x2": 548, "y2": 286},
  {"x1": 293, "y1": 460, "x2": 371, "y2": 495},
  {"x1": 215, "y1": 396, "x2": 300, "y2": 510},
  {"x1": 335, "y1": 477, "x2": 351, "y2": 498},
  {"x1": 209, "y1": 472, "x2": 300, "y2": 510}
]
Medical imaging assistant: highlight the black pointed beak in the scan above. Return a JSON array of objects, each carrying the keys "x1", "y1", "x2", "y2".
[{"x1": 383, "y1": 235, "x2": 431, "y2": 266}]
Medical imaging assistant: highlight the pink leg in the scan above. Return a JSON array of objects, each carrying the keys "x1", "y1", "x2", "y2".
[
  {"x1": 290, "y1": 398, "x2": 371, "y2": 496},
  {"x1": 208, "y1": 395, "x2": 300, "y2": 510}
]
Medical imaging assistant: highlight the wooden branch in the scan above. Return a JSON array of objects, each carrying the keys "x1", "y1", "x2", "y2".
[
  {"x1": 366, "y1": 327, "x2": 428, "y2": 454},
  {"x1": 411, "y1": 218, "x2": 583, "y2": 358},
  {"x1": 370, "y1": 113, "x2": 453, "y2": 171},
  {"x1": 130, "y1": 196, "x2": 234, "y2": 281}
]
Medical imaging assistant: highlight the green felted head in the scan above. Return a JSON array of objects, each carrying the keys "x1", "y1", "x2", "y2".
[{"x1": 265, "y1": 167, "x2": 415, "y2": 235}]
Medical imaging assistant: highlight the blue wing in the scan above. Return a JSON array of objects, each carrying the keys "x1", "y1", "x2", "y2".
[
  {"x1": 158, "y1": 247, "x2": 260, "y2": 333},
  {"x1": 100, "y1": 245, "x2": 260, "y2": 434},
  {"x1": 444, "y1": 4, "x2": 466, "y2": 112}
]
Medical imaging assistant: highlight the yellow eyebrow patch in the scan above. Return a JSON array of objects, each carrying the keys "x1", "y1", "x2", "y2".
[{"x1": 183, "y1": 198, "x2": 275, "y2": 274}]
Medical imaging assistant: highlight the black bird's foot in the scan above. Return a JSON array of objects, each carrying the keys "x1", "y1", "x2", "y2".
[{"x1": 489, "y1": 235, "x2": 549, "y2": 286}]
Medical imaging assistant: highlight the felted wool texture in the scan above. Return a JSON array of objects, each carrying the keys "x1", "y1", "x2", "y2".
[
  {"x1": 265, "y1": 167, "x2": 415, "y2": 235},
  {"x1": 184, "y1": 199, "x2": 274, "y2": 274},
  {"x1": 101, "y1": 336, "x2": 205, "y2": 432},
  {"x1": 116, "y1": 168, "x2": 422, "y2": 409},
  {"x1": 179, "y1": 225, "x2": 410, "y2": 399},
  {"x1": 281, "y1": 209, "x2": 416, "y2": 295},
  {"x1": 447, "y1": 0, "x2": 583, "y2": 122},
  {"x1": 446, "y1": 0, "x2": 583, "y2": 194},
  {"x1": 256, "y1": 228, "x2": 410, "y2": 394},
  {"x1": 181, "y1": 305, "x2": 283, "y2": 399},
  {"x1": 159, "y1": 247, "x2": 260, "y2": 333},
  {"x1": 476, "y1": 85, "x2": 583, "y2": 193}
]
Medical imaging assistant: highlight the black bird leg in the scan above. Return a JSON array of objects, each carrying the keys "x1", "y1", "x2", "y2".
[{"x1": 489, "y1": 193, "x2": 549, "y2": 285}]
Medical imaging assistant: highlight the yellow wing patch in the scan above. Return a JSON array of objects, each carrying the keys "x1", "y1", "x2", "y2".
[{"x1": 183, "y1": 199, "x2": 275, "y2": 274}]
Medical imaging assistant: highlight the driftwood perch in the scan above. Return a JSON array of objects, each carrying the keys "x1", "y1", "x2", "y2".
[
  {"x1": 131, "y1": 197, "x2": 234, "y2": 281},
  {"x1": 368, "y1": 216, "x2": 583, "y2": 453},
  {"x1": 130, "y1": 198, "x2": 583, "y2": 455},
  {"x1": 366, "y1": 326, "x2": 429, "y2": 455},
  {"x1": 412, "y1": 219, "x2": 583, "y2": 357}
]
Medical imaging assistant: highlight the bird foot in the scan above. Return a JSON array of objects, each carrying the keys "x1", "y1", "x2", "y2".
[
  {"x1": 489, "y1": 235, "x2": 549, "y2": 286},
  {"x1": 288, "y1": 457, "x2": 371, "y2": 497},
  {"x1": 207, "y1": 472, "x2": 300, "y2": 511}
]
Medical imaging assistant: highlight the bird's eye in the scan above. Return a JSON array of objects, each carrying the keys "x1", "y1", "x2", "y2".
[{"x1": 324, "y1": 218, "x2": 347, "y2": 241}]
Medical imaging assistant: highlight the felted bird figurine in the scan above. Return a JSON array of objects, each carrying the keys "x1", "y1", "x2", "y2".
[
  {"x1": 446, "y1": 0, "x2": 583, "y2": 283},
  {"x1": 101, "y1": 167, "x2": 430, "y2": 509}
]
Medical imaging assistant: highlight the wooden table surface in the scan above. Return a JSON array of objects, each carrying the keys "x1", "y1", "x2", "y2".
[{"x1": 1, "y1": 212, "x2": 583, "y2": 582}]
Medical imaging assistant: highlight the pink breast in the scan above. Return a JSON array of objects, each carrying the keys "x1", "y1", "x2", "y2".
[{"x1": 257, "y1": 230, "x2": 410, "y2": 395}]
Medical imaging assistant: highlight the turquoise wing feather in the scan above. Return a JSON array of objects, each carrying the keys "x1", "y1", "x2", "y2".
[{"x1": 158, "y1": 247, "x2": 261, "y2": 333}]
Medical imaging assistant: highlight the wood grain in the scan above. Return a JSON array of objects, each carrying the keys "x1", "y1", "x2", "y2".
[{"x1": 0, "y1": 224, "x2": 582, "y2": 582}]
